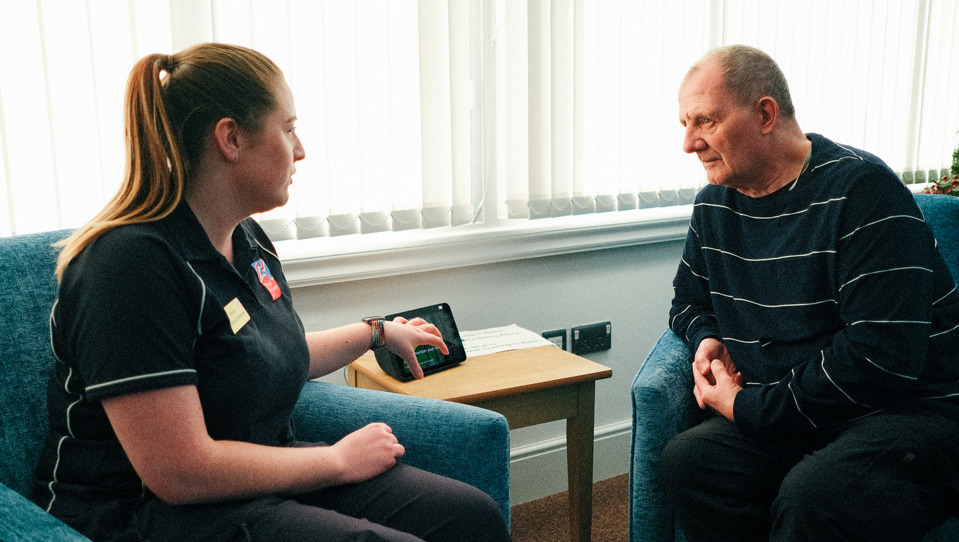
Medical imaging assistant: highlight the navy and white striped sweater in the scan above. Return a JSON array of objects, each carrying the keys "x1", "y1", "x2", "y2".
[{"x1": 669, "y1": 133, "x2": 959, "y2": 439}]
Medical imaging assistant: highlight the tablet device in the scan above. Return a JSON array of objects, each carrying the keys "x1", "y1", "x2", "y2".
[{"x1": 374, "y1": 303, "x2": 467, "y2": 381}]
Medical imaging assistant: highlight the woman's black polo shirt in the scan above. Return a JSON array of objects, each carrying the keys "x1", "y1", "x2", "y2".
[{"x1": 34, "y1": 203, "x2": 310, "y2": 537}]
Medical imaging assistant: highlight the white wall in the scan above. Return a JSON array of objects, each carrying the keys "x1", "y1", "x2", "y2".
[{"x1": 291, "y1": 238, "x2": 685, "y2": 505}]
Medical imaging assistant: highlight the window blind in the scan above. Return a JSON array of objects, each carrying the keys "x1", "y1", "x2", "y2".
[
  {"x1": 205, "y1": 0, "x2": 476, "y2": 240},
  {"x1": 0, "y1": 0, "x2": 957, "y2": 239},
  {"x1": 500, "y1": 0, "x2": 959, "y2": 221},
  {"x1": 502, "y1": 0, "x2": 714, "y2": 220},
  {"x1": 0, "y1": 0, "x2": 175, "y2": 237}
]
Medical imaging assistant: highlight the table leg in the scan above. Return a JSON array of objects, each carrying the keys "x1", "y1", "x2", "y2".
[{"x1": 566, "y1": 381, "x2": 596, "y2": 542}]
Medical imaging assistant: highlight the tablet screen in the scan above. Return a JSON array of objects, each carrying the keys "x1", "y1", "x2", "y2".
[{"x1": 374, "y1": 303, "x2": 467, "y2": 380}]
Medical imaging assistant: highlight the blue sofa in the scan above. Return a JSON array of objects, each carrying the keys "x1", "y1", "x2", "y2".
[
  {"x1": 0, "y1": 230, "x2": 511, "y2": 541},
  {"x1": 630, "y1": 192, "x2": 959, "y2": 542}
]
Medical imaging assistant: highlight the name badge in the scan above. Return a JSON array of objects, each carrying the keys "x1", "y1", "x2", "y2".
[{"x1": 224, "y1": 297, "x2": 250, "y2": 334}]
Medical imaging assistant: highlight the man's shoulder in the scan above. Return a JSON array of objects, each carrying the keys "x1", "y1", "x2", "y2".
[
  {"x1": 806, "y1": 133, "x2": 906, "y2": 198},
  {"x1": 808, "y1": 133, "x2": 896, "y2": 177}
]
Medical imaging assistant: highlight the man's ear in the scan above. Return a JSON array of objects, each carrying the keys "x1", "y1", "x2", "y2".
[
  {"x1": 212, "y1": 118, "x2": 241, "y2": 162},
  {"x1": 756, "y1": 96, "x2": 779, "y2": 135}
]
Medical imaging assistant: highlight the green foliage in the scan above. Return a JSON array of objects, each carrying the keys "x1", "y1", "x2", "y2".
[{"x1": 925, "y1": 173, "x2": 959, "y2": 196}]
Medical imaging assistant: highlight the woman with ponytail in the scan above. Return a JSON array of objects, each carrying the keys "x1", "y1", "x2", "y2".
[{"x1": 34, "y1": 43, "x2": 509, "y2": 542}]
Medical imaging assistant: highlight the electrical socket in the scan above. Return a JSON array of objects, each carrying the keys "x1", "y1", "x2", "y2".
[
  {"x1": 571, "y1": 321, "x2": 611, "y2": 355},
  {"x1": 542, "y1": 329, "x2": 567, "y2": 350}
]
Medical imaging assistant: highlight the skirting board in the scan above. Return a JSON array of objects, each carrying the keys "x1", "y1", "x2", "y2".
[{"x1": 508, "y1": 419, "x2": 632, "y2": 505}]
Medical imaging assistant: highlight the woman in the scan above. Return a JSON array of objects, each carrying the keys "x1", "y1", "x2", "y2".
[{"x1": 33, "y1": 43, "x2": 509, "y2": 542}]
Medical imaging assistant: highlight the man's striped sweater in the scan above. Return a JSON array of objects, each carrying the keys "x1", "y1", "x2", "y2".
[{"x1": 669, "y1": 133, "x2": 959, "y2": 439}]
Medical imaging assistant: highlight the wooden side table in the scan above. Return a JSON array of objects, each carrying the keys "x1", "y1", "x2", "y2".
[{"x1": 348, "y1": 345, "x2": 612, "y2": 542}]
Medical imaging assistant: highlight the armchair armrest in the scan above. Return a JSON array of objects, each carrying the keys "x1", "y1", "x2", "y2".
[
  {"x1": 629, "y1": 329, "x2": 702, "y2": 542},
  {"x1": 292, "y1": 380, "x2": 511, "y2": 524},
  {"x1": 0, "y1": 483, "x2": 90, "y2": 542}
]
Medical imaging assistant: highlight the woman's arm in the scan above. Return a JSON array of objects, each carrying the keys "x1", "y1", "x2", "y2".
[
  {"x1": 102, "y1": 385, "x2": 404, "y2": 506},
  {"x1": 304, "y1": 318, "x2": 449, "y2": 380}
]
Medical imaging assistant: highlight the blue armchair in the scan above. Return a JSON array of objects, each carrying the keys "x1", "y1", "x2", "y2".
[
  {"x1": 630, "y1": 192, "x2": 959, "y2": 542},
  {"x1": 0, "y1": 230, "x2": 510, "y2": 541}
]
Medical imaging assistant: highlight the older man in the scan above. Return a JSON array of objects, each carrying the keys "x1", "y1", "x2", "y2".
[{"x1": 660, "y1": 44, "x2": 959, "y2": 541}]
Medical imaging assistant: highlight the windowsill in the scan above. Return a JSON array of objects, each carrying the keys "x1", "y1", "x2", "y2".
[{"x1": 276, "y1": 206, "x2": 693, "y2": 287}]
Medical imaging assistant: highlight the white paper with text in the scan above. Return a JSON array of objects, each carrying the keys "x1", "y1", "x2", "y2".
[{"x1": 460, "y1": 324, "x2": 555, "y2": 357}]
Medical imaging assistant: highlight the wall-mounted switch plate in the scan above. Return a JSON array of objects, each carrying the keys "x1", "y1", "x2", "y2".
[
  {"x1": 571, "y1": 321, "x2": 611, "y2": 355},
  {"x1": 542, "y1": 329, "x2": 567, "y2": 350}
]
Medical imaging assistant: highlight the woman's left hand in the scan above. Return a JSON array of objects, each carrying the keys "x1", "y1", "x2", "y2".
[{"x1": 383, "y1": 317, "x2": 449, "y2": 380}]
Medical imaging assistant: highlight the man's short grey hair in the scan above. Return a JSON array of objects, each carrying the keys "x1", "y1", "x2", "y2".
[{"x1": 691, "y1": 44, "x2": 796, "y2": 119}]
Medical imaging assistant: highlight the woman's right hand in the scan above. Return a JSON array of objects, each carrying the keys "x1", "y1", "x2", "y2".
[
  {"x1": 329, "y1": 423, "x2": 405, "y2": 484},
  {"x1": 104, "y1": 386, "x2": 406, "y2": 505}
]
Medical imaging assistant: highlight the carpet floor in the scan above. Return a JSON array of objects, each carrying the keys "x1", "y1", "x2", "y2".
[{"x1": 510, "y1": 474, "x2": 628, "y2": 542}]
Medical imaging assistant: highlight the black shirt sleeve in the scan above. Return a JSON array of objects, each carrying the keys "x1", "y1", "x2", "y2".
[{"x1": 54, "y1": 228, "x2": 202, "y2": 400}]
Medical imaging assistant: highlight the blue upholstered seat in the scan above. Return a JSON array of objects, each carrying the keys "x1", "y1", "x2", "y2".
[
  {"x1": 0, "y1": 230, "x2": 510, "y2": 540},
  {"x1": 630, "y1": 193, "x2": 959, "y2": 542}
]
